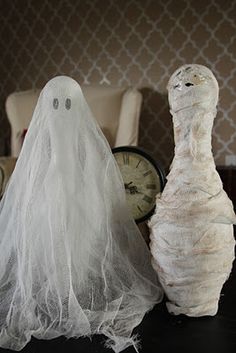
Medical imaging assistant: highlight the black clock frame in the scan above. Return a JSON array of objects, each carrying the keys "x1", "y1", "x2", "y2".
[{"x1": 112, "y1": 145, "x2": 166, "y2": 223}]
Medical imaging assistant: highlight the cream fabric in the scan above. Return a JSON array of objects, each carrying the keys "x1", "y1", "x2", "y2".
[
  {"x1": 0, "y1": 76, "x2": 162, "y2": 351},
  {"x1": 115, "y1": 89, "x2": 142, "y2": 147},
  {"x1": 6, "y1": 89, "x2": 41, "y2": 157},
  {"x1": 150, "y1": 64, "x2": 236, "y2": 317},
  {"x1": 6, "y1": 84, "x2": 142, "y2": 157}
]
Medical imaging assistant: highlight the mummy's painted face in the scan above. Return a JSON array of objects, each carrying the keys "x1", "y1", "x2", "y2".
[{"x1": 167, "y1": 64, "x2": 219, "y2": 113}]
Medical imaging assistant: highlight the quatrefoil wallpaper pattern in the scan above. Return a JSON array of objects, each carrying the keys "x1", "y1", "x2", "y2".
[{"x1": 0, "y1": 0, "x2": 236, "y2": 169}]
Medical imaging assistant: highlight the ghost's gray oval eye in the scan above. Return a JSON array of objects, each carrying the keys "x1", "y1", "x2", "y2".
[
  {"x1": 65, "y1": 98, "x2": 71, "y2": 110},
  {"x1": 53, "y1": 98, "x2": 59, "y2": 110}
]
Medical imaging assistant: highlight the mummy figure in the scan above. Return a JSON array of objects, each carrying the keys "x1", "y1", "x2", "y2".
[
  {"x1": 149, "y1": 64, "x2": 236, "y2": 317},
  {"x1": 0, "y1": 76, "x2": 163, "y2": 352}
]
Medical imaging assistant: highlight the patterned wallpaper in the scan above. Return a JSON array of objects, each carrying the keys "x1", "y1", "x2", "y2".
[{"x1": 0, "y1": 0, "x2": 236, "y2": 170}]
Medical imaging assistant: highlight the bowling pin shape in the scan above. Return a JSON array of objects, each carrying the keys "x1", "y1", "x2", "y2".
[{"x1": 149, "y1": 64, "x2": 236, "y2": 317}]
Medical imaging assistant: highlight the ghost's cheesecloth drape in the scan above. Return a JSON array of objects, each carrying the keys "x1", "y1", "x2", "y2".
[{"x1": 0, "y1": 76, "x2": 163, "y2": 352}]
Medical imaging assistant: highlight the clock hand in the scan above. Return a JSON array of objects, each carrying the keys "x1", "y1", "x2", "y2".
[
  {"x1": 125, "y1": 183, "x2": 144, "y2": 195},
  {"x1": 129, "y1": 185, "x2": 144, "y2": 195},
  {"x1": 124, "y1": 181, "x2": 133, "y2": 189}
]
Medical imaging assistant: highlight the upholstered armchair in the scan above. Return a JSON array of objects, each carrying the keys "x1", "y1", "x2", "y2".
[{"x1": 0, "y1": 84, "x2": 142, "y2": 196}]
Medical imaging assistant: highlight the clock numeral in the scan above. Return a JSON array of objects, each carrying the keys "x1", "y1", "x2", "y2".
[
  {"x1": 143, "y1": 170, "x2": 152, "y2": 177},
  {"x1": 137, "y1": 205, "x2": 143, "y2": 213},
  {"x1": 123, "y1": 153, "x2": 129, "y2": 165},
  {"x1": 143, "y1": 195, "x2": 152, "y2": 204},
  {"x1": 146, "y1": 184, "x2": 156, "y2": 190},
  {"x1": 136, "y1": 159, "x2": 142, "y2": 168}
]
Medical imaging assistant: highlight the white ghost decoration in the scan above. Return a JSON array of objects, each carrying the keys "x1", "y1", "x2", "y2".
[
  {"x1": 0, "y1": 76, "x2": 163, "y2": 352},
  {"x1": 149, "y1": 64, "x2": 235, "y2": 317}
]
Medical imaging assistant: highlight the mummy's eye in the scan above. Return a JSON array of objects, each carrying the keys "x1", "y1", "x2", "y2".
[
  {"x1": 53, "y1": 98, "x2": 59, "y2": 110},
  {"x1": 185, "y1": 82, "x2": 194, "y2": 87},
  {"x1": 65, "y1": 98, "x2": 71, "y2": 110}
]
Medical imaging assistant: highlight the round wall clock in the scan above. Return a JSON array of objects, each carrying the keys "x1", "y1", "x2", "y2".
[{"x1": 112, "y1": 146, "x2": 166, "y2": 223}]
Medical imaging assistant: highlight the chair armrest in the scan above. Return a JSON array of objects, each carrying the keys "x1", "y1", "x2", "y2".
[
  {"x1": 114, "y1": 88, "x2": 142, "y2": 147},
  {"x1": 0, "y1": 157, "x2": 17, "y2": 197}
]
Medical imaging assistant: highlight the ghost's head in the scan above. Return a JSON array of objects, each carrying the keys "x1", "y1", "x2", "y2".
[
  {"x1": 34, "y1": 75, "x2": 88, "y2": 155},
  {"x1": 41, "y1": 75, "x2": 83, "y2": 119},
  {"x1": 167, "y1": 64, "x2": 219, "y2": 113}
]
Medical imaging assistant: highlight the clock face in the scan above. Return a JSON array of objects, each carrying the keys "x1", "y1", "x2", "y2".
[{"x1": 112, "y1": 146, "x2": 165, "y2": 223}]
